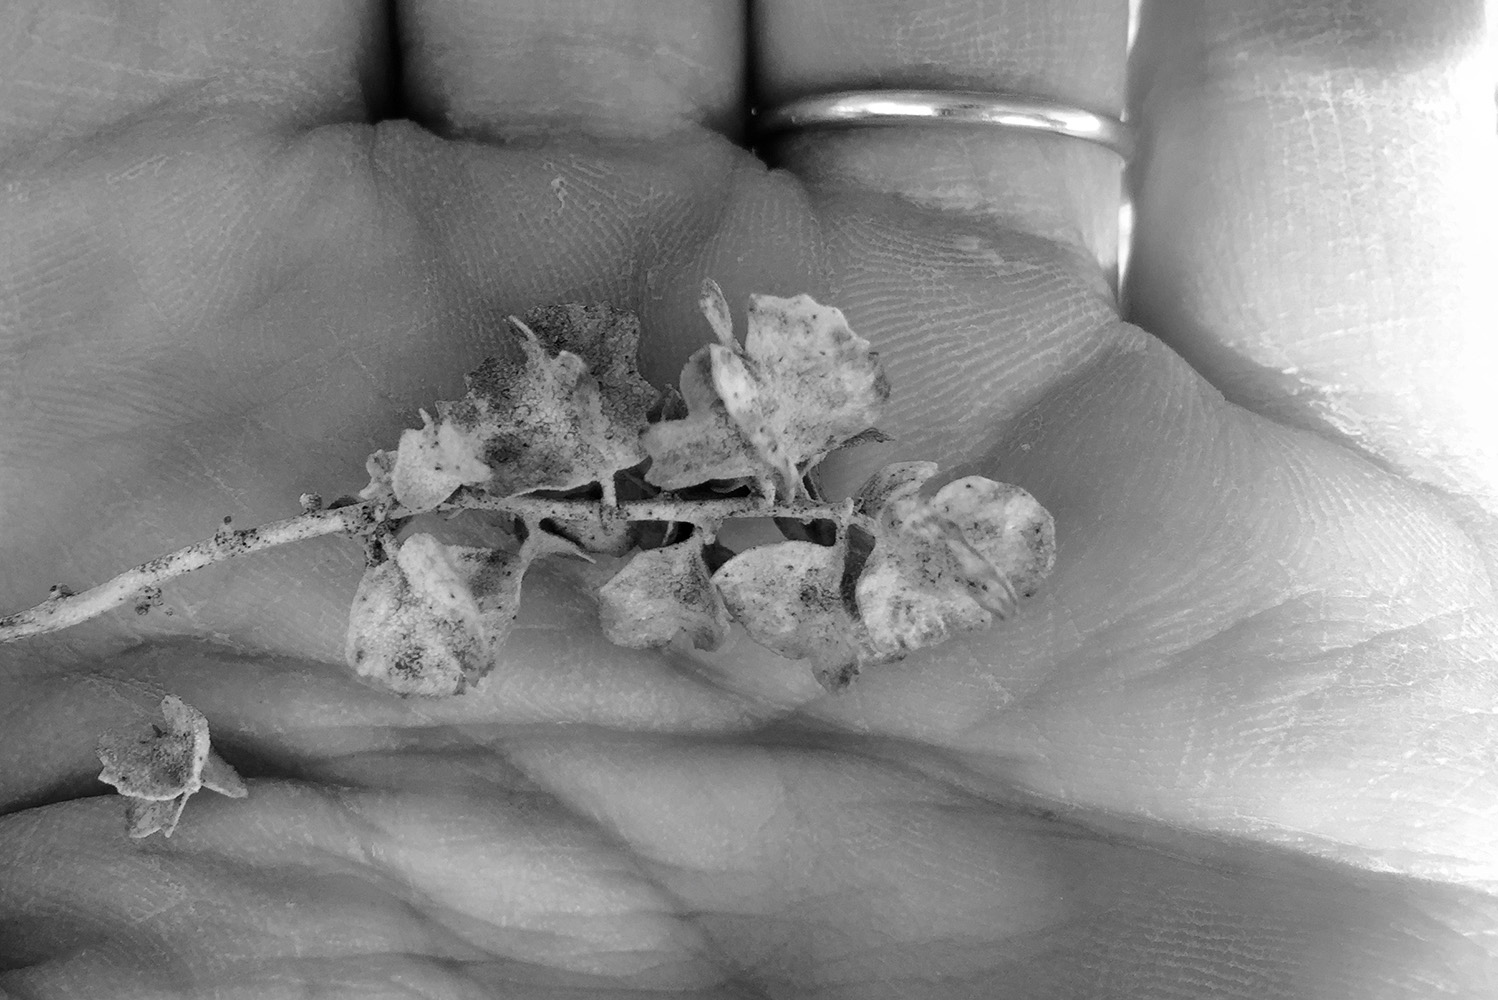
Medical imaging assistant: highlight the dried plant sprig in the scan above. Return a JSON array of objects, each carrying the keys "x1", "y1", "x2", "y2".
[{"x1": 2, "y1": 283, "x2": 1057, "y2": 696}]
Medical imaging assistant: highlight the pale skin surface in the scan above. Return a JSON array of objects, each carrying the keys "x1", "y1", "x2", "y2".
[{"x1": 1, "y1": 0, "x2": 1495, "y2": 996}]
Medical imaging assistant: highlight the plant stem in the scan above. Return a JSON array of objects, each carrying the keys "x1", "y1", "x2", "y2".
[
  {"x1": 0, "y1": 505, "x2": 380, "y2": 643},
  {"x1": 473, "y1": 493, "x2": 843, "y2": 529},
  {"x1": 0, "y1": 494, "x2": 866, "y2": 643}
]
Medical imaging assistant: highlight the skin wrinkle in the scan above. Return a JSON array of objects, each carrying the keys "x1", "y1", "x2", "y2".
[
  {"x1": 0, "y1": 2, "x2": 375, "y2": 160},
  {"x1": 759, "y1": 0, "x2": 1125, "y2": 111},
  {"x1": 789, "y1": 134, "x2": 1122, "y2": 278},
  {"x1": 1008, "y1": 611, "x2": 1498, "y2": 885},
  {"x1": 1210, "y1": 0, "x2": 1485, "y2": 73}
]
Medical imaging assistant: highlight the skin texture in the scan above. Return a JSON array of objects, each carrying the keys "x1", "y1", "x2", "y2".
[{"x1": 1, "y1": 0, "x2": 1495, "y2": 996}]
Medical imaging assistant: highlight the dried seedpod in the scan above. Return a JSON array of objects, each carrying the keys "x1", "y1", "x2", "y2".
[
  {"x1": 95, "y1": 695, "x2": 247, "y2": 838},
  {"x1": 854, "y1": 465, "x2": 1055, "y2": 657},
  {"x1": 713, "y1": 529, "x2": 881, "y2": 691},
  {"x1": 598, "y1": 536, "x2": 731, "y2": 651},
  {"x1": 642, "y1": 280, "x2": 890, "y2": 499},
  {"x1": 364, "y1": 312, "x2": 656, "y2": 513}
]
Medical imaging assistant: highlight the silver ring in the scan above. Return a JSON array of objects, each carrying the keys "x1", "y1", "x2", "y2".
[{"x1": 755, "y1": 89, "x2": 1133, "y2": 160}]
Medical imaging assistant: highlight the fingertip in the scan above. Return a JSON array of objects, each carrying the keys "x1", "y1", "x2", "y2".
[{"x1": 395, "y1": 0, "x2": 748, "y2": 142}]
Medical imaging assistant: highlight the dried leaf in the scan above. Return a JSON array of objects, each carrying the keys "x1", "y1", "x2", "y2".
[
  {"x1": 364, "y1": 314, "x2": 654, "y2": 512},
  {"x1": 643, "y1": 282, "x2": 888, "y2": 497},
  {"x1": 345, "y1": 533, "x2": 528, "y2": 696},
  {"x1": 835, "y1": 426, "x2": 894, "y2": 452},
  {"x1": 640, "y1": 343, "x2": 764, "y2": 491},
  {"x1": 931, "y1": 477, "x2": 1056, "y2": 600},
  {"x1": 96, "y1": 695, "x2": 246, "y2": 839},
  {"x1": 649, "y1": 384, "x2": 688, "y2": 423},
  {"x1": 384, "y1": 408, "x2": 492, "y2": 512},
  {"x1": 855, "y1": 464, "x2": 1055, "y2": 656},
  {"x1": 199, "y1": 751, "x2": 248, "y2": 799},
  {"x1": 713, "y1": 533, "x2": 886, "y2": 691},
  {"x1": 597, "y1": 538, "x2": 730, "y2": 651},
  {"x1": 517, "y1": 303, "x2": 659, "y2": 427},
  {"x1": 697, "y1": 278, "x2": 736, "y2": 346},
  {"x1": 123, "y1": 796, "x2": 189, "y2": 838},
  {"x1": 359, "y1": 448, "x2": 397, "y2": 506}
]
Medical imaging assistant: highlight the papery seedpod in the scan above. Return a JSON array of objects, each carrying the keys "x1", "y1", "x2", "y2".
[
  {"x1": 345, "y1": 533, "x2": 527, "y2": 696},
  {"x1": 517, "y1": 303, "x2": 660, "y2": 428},
  {"x1": 358, "y1": 447, "x2": 399, "y2": 506},
  {"x1": 639, "y1": 339, "x2": 762, "y2": 490},
  {"x1": 855, "y1": 461, "x2": 938, "y2": 518},
  {"x1": 96, "y1": 695, "x2": 247, "y2": 839},
  {"x1": 597, "y1": 537, "x2": 730, "y2": 651},
  {"x1": 365, "y1": 312, "x2": 656, "y2": 513},
  {"x1": 377, "y1": 407, "x2": 492, "y2": 513},
  {"x1": 712, "y1": 532, "x2": 885, "y2": 691},
  {"x1": 854, "y1": 464, "x2": 1055, "y2": 657},
  {"x1": 643, "y1": 282, "x2": 889, "y2": 498},
  {"x1": 931, "y1": 477, "x2": 1056, "y2": 601}
]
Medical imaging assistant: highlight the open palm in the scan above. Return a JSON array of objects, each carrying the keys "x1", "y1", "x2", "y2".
[{"x1": 3, "y1": 1, "x2": 1495, "y2": 996}]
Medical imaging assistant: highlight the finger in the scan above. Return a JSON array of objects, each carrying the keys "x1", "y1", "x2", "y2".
[
  {"x1": 746, "y1": 0, "x2": 1132, "y2": 494},
  {"x1": 753, "y1": 0, "x2": 1130, "y2": 276},
  {"x1": 1125, "y1": 0, "x2": 1498, "y2": 524},
  {"x1": 0, "y1": 0, "x2": 385, "y2": 157},
  {"x1": 394, "y1": 0, "x2": 746, "y2": 141}
]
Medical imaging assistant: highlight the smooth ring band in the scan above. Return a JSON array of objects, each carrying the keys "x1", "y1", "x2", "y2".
[{"x1": 755, "y1": 89, "x2": 1133, "y2": 160}]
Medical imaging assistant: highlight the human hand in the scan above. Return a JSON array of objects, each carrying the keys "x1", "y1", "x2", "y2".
[{"x1": 2, "y1": 0, "x2": 1494, "y2": 996}]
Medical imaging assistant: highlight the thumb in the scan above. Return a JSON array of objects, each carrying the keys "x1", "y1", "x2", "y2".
[{"x1": 1126, "y1": 0, "x2": 1498, "y2": 537}]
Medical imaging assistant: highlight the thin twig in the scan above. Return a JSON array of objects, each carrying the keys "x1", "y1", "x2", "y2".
[
  {"x1": 0, "y1": 504, "x2": 382, "y2": 642},
  {"x1": 1, "y1": 494, "x2": 868, "y2": 643},
  {"x1": 478, "y1": 493, "x2": 847, "y2": 529}
]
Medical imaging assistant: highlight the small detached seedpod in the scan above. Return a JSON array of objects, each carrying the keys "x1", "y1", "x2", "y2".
[{"x1": 95, "y1": 695, "x2": 247, "y2": 839}]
